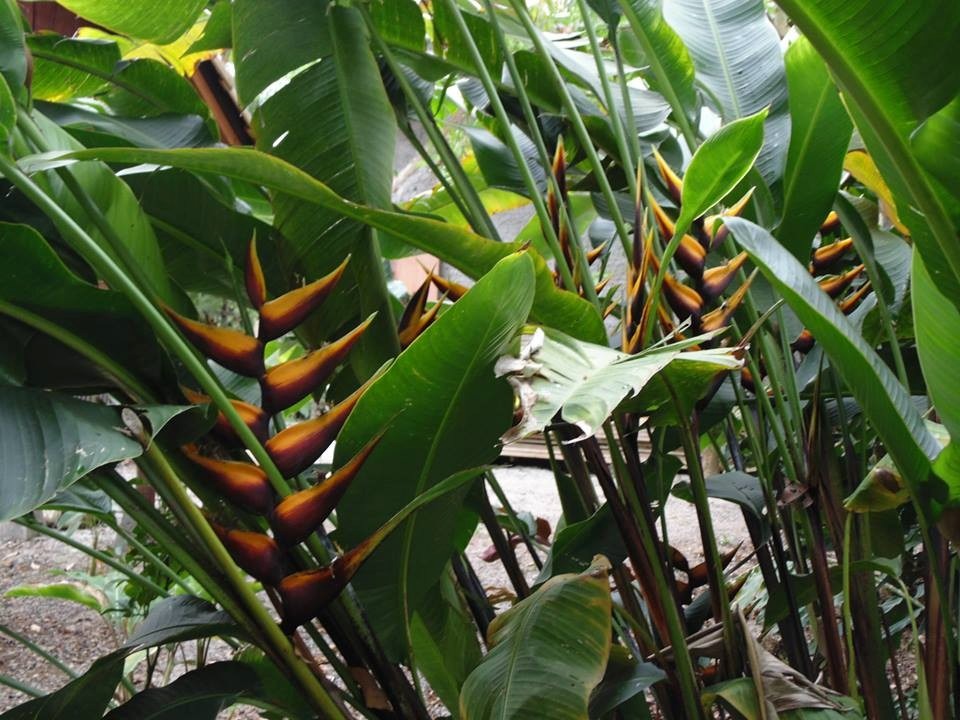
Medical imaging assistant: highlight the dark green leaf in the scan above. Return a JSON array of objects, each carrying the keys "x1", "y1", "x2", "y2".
[
  {"x1": 124, "y1": 596, "x2": 241, "y2": 650},
  {"x1": 459, "y1": 557, "x2": 613, "y2": 720},
  {"x1": 589, "y1": 647, "x2": 665, "y2": 717},
  {"x1": 335, "y1": 253, "x2": 535, "y2": 656},
  {"x1": 186, "y1": 2, "x2": 232, "y2": 54},
  {"x1": 535, "y1": 504, "x2": 626, "y2": 583},
  {"x1": 104, "y1": 662, "x2": 258, "y2": 719},
  {"x1": 0, "y1": 0, "x2": 26, "y2": 92},
  {"x1": 777, "y1": 36, "x2": 852, "y2": 258},
  {"x1": 0, "y1": 386, "x2": 142, "y2": 521},
  {"x1": 0, "y1": 652, "x2": 123, "y2": 720}
]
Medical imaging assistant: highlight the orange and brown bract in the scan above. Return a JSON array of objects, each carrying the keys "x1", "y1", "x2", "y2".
[
  {"x1": 260, "y1": 317, "x2": 372, "y2": 413},
  {"x1": 183, "y1": 445, "x2": 274, "y2": 515},
  {"x1": 265, "y1": 383, "x2": 366, "y2": 479},
  {"x1": 258, "y1": 257, "x2": 350, "y2": 341},
  {"x1": 212, "y1": 523, "x2": 285, "y2": 586},
  {"x1": 270, "y1": 434, "x2": 383, "y2": 547},
  {"x1": 245, "y1": 237, "x2": 267, "y2": 309},
  {"x1": 166, "y1": 309, "x2": 265, "y2": 377},
  {"x1": 182, "y1": 386, "x2": 270, "y2": 444}
]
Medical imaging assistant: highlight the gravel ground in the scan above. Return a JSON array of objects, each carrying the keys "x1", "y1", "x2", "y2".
[{"x1": 0, "y1": 463, "x2": 747, "y2": 717}]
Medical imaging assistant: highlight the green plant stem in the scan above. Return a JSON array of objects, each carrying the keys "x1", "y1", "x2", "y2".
[
  {"x1": 0, "y1": 624, "x2": 77, "y2": 680},
  {"x1": 615, "y1": 0, "x2": 697, "y2": 150},
  {"x1": 610, "y1": 34, "x2": 642, "y2": 163},
  {"x1": 577, "y1": 430, "x2": 704, "y2": 720},
  {"x1": 436, "y1": 0, "x2": 581, "y2": 297},
  {"x1": 663, "y1": 381, "x2": 737, "y2": 674},
  {"x1": 841, "y1": 514, "x2": 859, "y2": 705},
  {"x1": 14, "y1": 518, "x2": 169, "y2": 597},
  {"x1": 575, "y1": 0, "x2": 637, "y2": 196},
  {"x1": 485, "y1": 470, "x2": 542, "y2": 569},
  {"x1": 0, "y1": 673, "x2": 44, "y2": 699},
  {"x1": 140, "y1": 444, "x2": 348, "y2": 720},
  {"x1": 364, "y1": 15, "x2": 501, "y2": 242},
  {"x1": 506, "y1": 0, "x2": 635, "y2": 260},
  {"x1": 478, "y1": 0, "x2": 600, "y2": 308}
]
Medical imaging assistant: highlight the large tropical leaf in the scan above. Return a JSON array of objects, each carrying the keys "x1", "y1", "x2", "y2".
[
  {"x1": 497, "y1": 326, "x2": 741, "y2": 441},
  {"x1": 459, "y1": 556, "x2": 613, "y2": 720},
  {"x1": 726, "y1": 217, "x2": 944, "y2": 518},
  {"x1": 52, "y1": 0, "x2": 207, "y2": 44},
  {"x1": 772, "y1": 0, "x2": 960, "y2": 304},
  {"x1": 51, "y1": 146, "x2": 607, "y2": 343},
  {"x1": 334, "y1": 253, "x2": 535, "y2": 656},
  {"x1": 0, "y1": 388, "x2": 197, "y2": 521},
  {"x1": 663, "y1": 0, "x2": 789, "y2": 182},
  {"x1": 776, "y1": 37, "x2": 851, "y2": 259},
  {"x1": 0, "y1": 222, "x2": 165, "y2": 389},
  {"x1": 913, "y1": 251, "x2": 960, "y2": 502}
]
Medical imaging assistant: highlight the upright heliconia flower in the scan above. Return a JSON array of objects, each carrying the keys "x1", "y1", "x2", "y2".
[
  {"x1": 166, "y1": 309, "x2": 264, "y2": 377},
  {"x1": 245, "y1": 237, "x2": 267, "y2": 309},
  {"x1": 211, "y1": 522, "x2": 285, "y2": 586},
  {"x1": 183, "y1": 445, "x2": 274, "y2": 514},
  {"x1": 278, "y1": 536, "x2": 374, "y2": 633},
  {"x1": 265, "y1": 383, "x2": 367, "y2": 478},
  {"x1": 257, "y1": 257, "x2": 349, "y2": 341},
  {"x1": 270, "y1": 434, "x2": 383, "y2": 547},
  {"x1": 260, "y1": 316, "x2": 373, "y2": 413}
]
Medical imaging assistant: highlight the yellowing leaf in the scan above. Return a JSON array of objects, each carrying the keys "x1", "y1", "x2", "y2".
[{"x1": 843, "y1": 150, "x2": 910, "y2": 235}]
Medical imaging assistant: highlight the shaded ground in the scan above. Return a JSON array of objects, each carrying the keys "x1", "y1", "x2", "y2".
[{"x1": 0, "y1": 463, "x2": 747, "y2": 716}]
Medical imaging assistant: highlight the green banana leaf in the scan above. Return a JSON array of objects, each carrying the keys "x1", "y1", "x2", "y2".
[{"x1": 459, "y1": 556, "x2": 613, "y2": 720}]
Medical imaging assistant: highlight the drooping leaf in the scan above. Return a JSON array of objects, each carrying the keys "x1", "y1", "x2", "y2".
[
  {"x1": 663, "y1": 0, "x2": 788, "y2": 182},
  {"x1": 0, "y1": 386, "x2": 143, "y2": 521},
  {"x1": 334, "y1": 253, "x2": 535, "y2": 655},
  {"x1": 497, "y1": 327, "x2": 741, "y2": 442},
  {"x1": 52, "y1": 147, "x2": 606, "y2": 342},
  {"x1": 777, "y1": 36, "x2": 852, "y2": 259},
  {"x1": 38, "y1": 101, "x2": 213, "y2": 149},
  {"x1": 535, "y1": 503, "x2": 626, "y2": 583},
  {"x1": 0, "y1": 652, "x2": 124, "y2": 720},
  {"x1": 459, "y1": 556, "x2": 613, "y2": 720},
  {"x1": 124, "y1": 595, "x2": 242, "y2": 649},
  {"x1": 726, "y1": 217, "x2": 943, "y2": 520},
  {"x1": 4, "y1": 582, "x2": 107, "y2": 612},
  {"x1": 673, "y1": 471, "x2": 768, "y2": 531},
  {"x1": 912, "y1": 96, "x2": 960, "y2": 209},
  {"x1": 53, "y1": 0, "x2": 207, "y2": 45},
  {"x1": 104, "y1": 662, "x2": 258, "y2": 719},
  {"x1": 0, "y1": 222, "x2": 166, "y2": 389}
]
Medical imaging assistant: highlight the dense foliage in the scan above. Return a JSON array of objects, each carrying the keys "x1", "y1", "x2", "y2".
[{"x1": 0, "y1": 0, "x2": 958, "y2": 718}]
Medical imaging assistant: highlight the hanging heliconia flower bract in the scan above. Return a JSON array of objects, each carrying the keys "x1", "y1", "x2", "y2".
[{"x1": 170, "y1": 239, "x2": 403, "y2": 633}]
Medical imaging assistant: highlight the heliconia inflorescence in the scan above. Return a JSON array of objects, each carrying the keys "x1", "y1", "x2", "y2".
[{"x1": 171, "y1": 239, "x2": 407, "y2": 632}]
